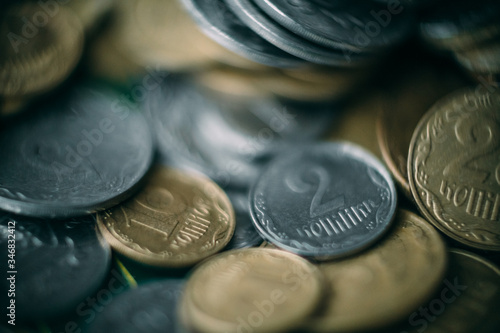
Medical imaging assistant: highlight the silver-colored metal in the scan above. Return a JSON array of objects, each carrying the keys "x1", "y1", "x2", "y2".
[
  {"x1": 89, "y1": 280, "x2": 184, "y2": 333},
  {"x1": 0, "y1": 83, "x2": 154, "y2": 218},
  {"x1": 250, "y1": 142, "x2": 397, "y2": 259},
  {"x1": 180, "y1": 0, "x2": 304, "y2": 67},
  {"x1": 0, "y1": 213, "x2": 111, "y2": 321}
]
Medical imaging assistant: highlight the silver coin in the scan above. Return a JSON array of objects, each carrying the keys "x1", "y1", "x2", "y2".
[
  {"x1": 250, "y1": 142, "x2": 397, "y2": 259},
  {"x1": 89, "y1": 280, "x2": 184, "y2": 333},
  {"x1": 0, "y1": 213, "x2": 111, "y2": 321},
  {"x1": 0, "y1": 82, "x2": 154, "y2": 218},
  {"x1": 226, "y1": 0, "x2": 370, "y2": 66},
  {"x1": 253, "y1": 0, "x2": 414, "y2": 52},
  {"x1": 180, "y1": 0, "x2": 304, "y2": 67},
  {"x1": 224, "y1": 189, "x2": 262, "y2": 250}
]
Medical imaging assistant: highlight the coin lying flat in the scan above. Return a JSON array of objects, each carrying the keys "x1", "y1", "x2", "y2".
[
  {"x1": 97, "y1": 167, "x2": 235, "y2": 267},
  {"x1": 0, "y1": 213, "x2": 111, "y2": 321},
  {"x1": 0, "y1": 82, "x2": 154, "y2": 218},
  {"x1": 89, "y1": 280, "x2": 184, "y2": 333},
  {"x1": 180, "y1": 0, "x2": 303, "y2": 67},
  {"x1": 408, "y1": 89, "x2": 500, "y2": 251},
  {"x1": 308, "y1": 210, "x2": 447, "y2": 332},
  {"x1": 0, "y1": 3, "x2": 83, "y2": 98},
  {"x1": 250, "y1": 142, "x2": 397, "y2": 259},
  {"x1": 224, "y1": 190, "x2": 262, "y2": 250},
  {"x1": 181, "y1": 248, "x2": 324, "y2": 333}
]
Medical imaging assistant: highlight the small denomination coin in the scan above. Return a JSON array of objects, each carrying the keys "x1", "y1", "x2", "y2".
[
  {"x1": 0, "y1": 213, "x2": 111, "y2": 321},
  {"x1": 180, "y1": 248, "x2": 324, "y2": 333},
  {"x1": 0, "y1": 82, "x2": 154, "y2": 218},
  {"x1": 250, "y1": 142, "x2": 397, "y2": 259},
  {"x1": 408, "y1": 88, "x2": 500, "y2": 251},
  {"x1": 97, "y1": 167, "x2": 235, "y2": 267},
  {"x1": 308, "y1": 210, "x2": 447, "y2": 332},
  {"x1": 180, "y1": 0, "x2": 303, "y2": 67},
  {"x1": 0, "y1": 3, "x2": 84, "y2": 98},
  {"x1": 89, "y1": 280, "x2": 184, "y2": 333},
  {"x1": 224, "y1": 190, "x2": 262, "y2": 250}
]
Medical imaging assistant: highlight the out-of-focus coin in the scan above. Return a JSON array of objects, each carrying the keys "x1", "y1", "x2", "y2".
[
  {"x1": 308, "y1": 210, "x2": 447, "y2": 332},
  {"x1": 0, "y1": 213, "x2": 111, "y2": 321},
  {"x1": 89, "y1": 280, "x2": 184, "y2": 333},
  {"x1": 0, "y1": 82, "x2": 154, "y2": 218},
  {"x1": 224, "y1": 190, "x2": 262, "y2": 250},
  {"x1": 180, "y1": 0, "x2": 303, "y2": 67},
  {"x1": 387, "y1": 249, "x2": 500, "y2": 333},
  {"x1": 253, "y1": 0, "x2": 414, "y2": 52},
  {"x1": 377, "y1": 58, "x2": 468, "y2": 198},
  {"x1": 97, "y1": 167, "x2": 235, "y2": 268},
  {"x1": 0, "y1": 3, "x2": 83, "y2": 98},
  {"x1": 455, "y1": 42, "x2": 500, "y2": 76},
  {"x1": 250, "y1": 142, "x2": 397, "y2": 259},
  {"x1": 226, "y1": 0, "x2": 368, "y2": 66},
  {"x1": 181, "y1": 248, "x2": 324, "y2": 333},
  {"x1": 408, "y1": 88, "x2": 500, "y2": 251}
]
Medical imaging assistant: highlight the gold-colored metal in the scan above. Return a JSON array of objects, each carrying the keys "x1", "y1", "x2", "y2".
[
  {"x1": 0, "y1": 3, "x2": 84, "y2": 98},
  {"x1": 308, "y1": 210, "x2": 447, "y2": 332},
  {"x1": 97, "y1": 167, "x2": 235, "y2": 267},
  {"x1": 408, "y1": 88, "x2": 500, "y2": 251},
  {"x1": 181, "y1": 248, "x2": 324, "y2": 333}
]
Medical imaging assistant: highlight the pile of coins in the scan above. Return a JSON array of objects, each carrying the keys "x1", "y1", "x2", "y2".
[{"x1": 0, "y1": 0, "x2": 499, "y2": 333}]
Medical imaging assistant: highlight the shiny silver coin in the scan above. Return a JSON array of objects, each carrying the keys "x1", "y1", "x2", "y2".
[
  {"x1": 253, "y1": 0, "x2": 415, "y2": 52},
  {"x1": 0, "y1": 213, "x2": 111, "y2": 321},
  {"x1": 225, "y1": 0, "x2": 370, "y2": 66},
  {"x1": 0, "y1": 82, "x2": 154, "y2": 218},
  {"x1": 250, "y1": 142, "x2": 397, "y2": 259},
  {"x1": 89, "y1": 280, "x2": 184, "y2": 333},
  {"x1": 224, "y1": 189, "x2": 262, "y2": 250},
  {"x1": 180, "y1": 0, "x2": 303, "y2": 67}
]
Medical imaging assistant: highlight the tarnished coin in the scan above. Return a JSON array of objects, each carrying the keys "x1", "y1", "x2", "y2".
[
  {"x1": 308, "y1": 210, "x2": 447, "y2": 332},
  {"x1": 408, "y1": 89, "x2": 500, "y2": 251},
  {"x1": 224, "y1": 190, "x2": 262, "y2": 250},
  {"x1": 0, "y1": 3, "x2": 83, "y2": 98},
  {"x1": 0, "y1": 82, "x2": 154, "y2": 218},
  {"x1": 0, "y1": 213, "x2": 111, "y2": 321},
  {"x1": 97, "y1": 167, "x2": 235, "y2": 267},
  {"x1": 388, "y1": 249, "x2": 500, "y2": 333},
  {"x1": 180, "y1": 0, "x2": 303, "y2": 67},
  {"x1": 180, "y1": 248, "x2": 324, "y2": 333},
  {"x1": 89, "y1": 280, "x2": 184, "y2": 333},
  {"x1": 250, "y1": 142, "x2": 397, "y2": 259}
]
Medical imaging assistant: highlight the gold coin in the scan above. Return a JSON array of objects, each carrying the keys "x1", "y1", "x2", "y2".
[
  {"x1": 408, "y1": 88, "x2": 500, "y2": 251},
  {"x1": 181, "y1": 248, "x2": 324, "y2": 333},
  {"x1": 0, "y1": 3, "x2": 84, "y2": 98},
  {"x1": 308, "y1": 210, "x2": 447, "y2": 332},
  {"x1": 387, "y1": 248, "x2": 500, "y2": 333},
  {"x1": 377, "y1": 59, "x2": 468, "y2": 198},
  {"x1": 96, "y1": 167, "x2": 235, "y2": 267}
]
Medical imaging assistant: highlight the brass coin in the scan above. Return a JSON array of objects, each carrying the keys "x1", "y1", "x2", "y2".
[
  {"x1": 97, "y1": 167, "x2": 235, "y2": 267},
  {"x1": 181, "y1": 248, "x2": 324, "y2": 333},
  {"x1": 0, "y1": 3, "x2": 84, "y2": 98},
  {"x1": 408, "y1": 88, "x2": 500, "y2": 251},
  {"x1": 377, "y1": 59, "x2": 468, "y2": 198},
  {"x1": 308, "y1": 210, "x2": 447, "y2": 332}
]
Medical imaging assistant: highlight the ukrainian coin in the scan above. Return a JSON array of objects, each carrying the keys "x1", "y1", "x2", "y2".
[
  {"x1": 0, "y1": 213, "x2": 111, "y2": 321},
  {"x1": 0, "y1": 82, "x2": 154, "y2": 218},
  {"x1": 226, "y1": 0, "x2": 367, "y2": 66},
  {"x1": 250, "y1": 142, "x2": 397, "y2": 259},
  {"x1": 180, "y1": 0, "x2": 303, "y2": 67},
  {"x1": 253, "y1": 0, "x2": 414, "y2": 52},
  {"x1": 89, "y1": 280, "x2": 184, "y2": 333},
  {"x1": 181, "y1": 248, "x2": 324, "y2": 333},
  {"x1": 224, "y1": 190, "x2": 262, "y2": 250},
  {"x1": 408, "y1": 89, "x2": 500, "y2": 251},
  {"x1": 0, "y1": 3, "x2": 84, "y2": 98},
  {"x1": 308, "y1": 210, "x2": 447, "y2": 332},
  {"x1": 97, "y1": 167, "x2": 235, "y2": 268}
]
